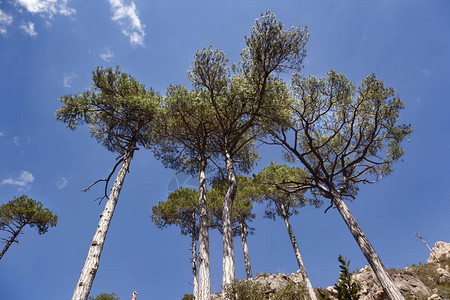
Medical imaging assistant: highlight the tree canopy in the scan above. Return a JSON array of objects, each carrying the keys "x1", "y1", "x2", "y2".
[{"x1": 0, "y1": 195, "x2": 58, "y2": 260}]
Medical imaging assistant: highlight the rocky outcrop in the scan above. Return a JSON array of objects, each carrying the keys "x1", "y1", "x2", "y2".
[
  {"x1": 428, "y1": 241, "x2": 450, "y2": 265},
  {"x1": 212, "y1": 241, "x2": 449, "y2": 299},
  {"x1": 323, "y1": 241, "x2": 450, "y2": 300}
]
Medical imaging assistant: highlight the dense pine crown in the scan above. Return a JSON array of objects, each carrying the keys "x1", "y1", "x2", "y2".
[
  {"x1": 56, "y1": 67, "x2": 162, "y2": 154},
  {"x1": 0, "y1": 195, "x2": 58, "y2": 235},
  {"x1": 268, "y1": 70, "x2": 412, "y2": 200}
]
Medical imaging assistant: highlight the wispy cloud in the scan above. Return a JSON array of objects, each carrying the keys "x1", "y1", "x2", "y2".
[
  {"x1": 422, "y1": 69, "x2": 431, "y2": 76},
  {"x1": 108, "y1": 0, "x2": 145, "y2": 47},
  {"x1": 15, "y1": 0, "x2": 76, "y2": 18},
  {"x1": 12, "y1": 136, "x2": 20, "y2": 146},
  {"x1": 1, "y1": 170, "x2": 35, "y2": 187},
  {"x1": 63, "y1": 73, "x2": 77, "y2": 88},
  {"x1": 0, "y1": 132, "x2": 4, "y2": 137},
  {"x1": 100, "y1": 48, "x2": 114, "y2": 62},
  {"x1": 19, "y1": 21, "x2": 37, "y2": 36},
  {"x1": 0, "y1": 9, "x2": 13, "y2": 35},
  {"x1": 55, "y1": 177, "x2": 68, "y2": 189}
]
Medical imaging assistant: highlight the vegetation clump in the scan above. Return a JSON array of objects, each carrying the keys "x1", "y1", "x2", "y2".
[{"x1": 223, "y1": 278, "x2": 307, "y2": 300}]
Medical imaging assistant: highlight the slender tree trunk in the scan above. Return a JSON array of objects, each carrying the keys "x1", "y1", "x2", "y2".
[
  {"x1": 239, "y1": 221, "x2": 252, "y2": 279},
  {"x1": 280, "y1": 207, "x2": 317, "y2": 300},
  {"x1": 192, "y1": 211, "x2": 199, "y2": 300},
  {"x1": 0, "y1": 223, "x2": 25, "y2": 260},
  {"x1": 222, "y1": 151, "x2": 237, "y2": 287},
  {"x1": 332, "y1": 192, "x2": 404, "y2": 300},
  {"x1": 198, "y1": 157, "x2": 211, "y2": 300},
  {"x1": 72, "y1": 149, "x2": 134, "y2": 300}
]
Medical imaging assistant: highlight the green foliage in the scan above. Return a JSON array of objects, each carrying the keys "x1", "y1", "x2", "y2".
[
  {"x1": 88, "y1": 292, "x2": 120, "y2": 300},
  {"x1": 181, "y1": 294, "x2": 194, "y2": 300},
  {"x1": 254, "y1": 162, "x2": 321, "y2": 220},
  {"x1": 153, "y1": 85, "x2": 218, "y2": 175},
  {"x1": 223, "y1": 280, "x2": 266, "y2": 300},
  {"x1": 223, "y1": 279, "x2": 306, "y2": 300},
  {"x1": 0, "y1": 195, "x2": 58, "y2": 235},
  {"x1": 208, "y1": 175, "x2": 257, "y2": 235},
  {"x1": 57, "y1": 67, "x2": 161, "y2": 154},
  {"x1": 187, "y1": 10, "x2": 310, "y2": 173},
  {"x1": 272, "y1": 282, "x2": 306, "y2": 300},
  {"x1": 334, "y1": 255, "x2": 359, "y2": 300},
  {"x1": 150, "y1": 187, "x2": 198, "y2": 236},
  {"x1": 269, "y1": 70, "x2": 412, "y2": 201}
]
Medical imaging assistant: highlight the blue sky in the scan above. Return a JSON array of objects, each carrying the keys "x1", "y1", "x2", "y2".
[{"x1": 0, "y1": 0, "x2": 449, "y2": 299}]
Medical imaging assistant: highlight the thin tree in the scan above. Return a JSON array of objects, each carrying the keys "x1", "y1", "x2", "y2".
[
  {"x1": 188, "y1": 11, "x2": 309, "y2": 287},
  {"x1": 0, "y1": 195, "x2": 58, "y2": 260},
  {"x1": 57, "y1": 67, "x2": 161, "y2": 300},
  {"x1": 267, "y1": 71, "x2": 412, "y2": 299},
  {"x1": 254, "y1": 162, "x2": 320, "y2": 300},
  {"x1": 153, "y1": 86, "x2": 218, "y2": 300},
  {"x1": 208, "y1": 176, "x2": 257, "y2": 279},
  {"x1": 150, "y1": 187, "x2": 199, "y2": 299}
]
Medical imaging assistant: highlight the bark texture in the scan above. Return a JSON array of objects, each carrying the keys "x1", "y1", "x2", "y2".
[
  {"x1": 332, "y1": 193, "x2": 405, "y2": 300},
  {"x1": 192, "y1": 211, "x2": 199, "y2": 300},
  {"x1": 222, "y1": 151, "x2": 237, "y2": 287},
  {"x1": 71, "y1": 150, "x2": 133, "y2": 300},
  {"x1": 239, "y1": 221, "x2": 252, "y2": 279},
  {"x1": 0, "y1": 223, "x2": 25, "y2": 260},
  {"x1": 280, "y1": 205, "x2": 317, "y2": 300},
  {"x1": 198, "y1": 158, "x2": 211, "y2": 300}
]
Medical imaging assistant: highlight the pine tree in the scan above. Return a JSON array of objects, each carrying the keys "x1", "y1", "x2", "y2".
[
  {"x1": 57, "y1": 67, "x2": 161, "y2": 300},
  {"x1": 0, "y1": 195, "x2": 58, "y2": 260}
]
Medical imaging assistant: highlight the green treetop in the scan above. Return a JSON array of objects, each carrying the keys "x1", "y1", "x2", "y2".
[
  {"x1": 0, "y1": 195, "x2": 58, "y2": 260},
  {"x1": 57, "y1": 66, "x2": 161, "y2": 155},
  {"x1": 151, "y1": 187, "x2": 200, "y2": 298},
  {"x1": 88, "y1": 293, "x2": 120, "y2": 300},
  {"x1": 151, "y1": 187, "x2": 199, "y2": 237}
]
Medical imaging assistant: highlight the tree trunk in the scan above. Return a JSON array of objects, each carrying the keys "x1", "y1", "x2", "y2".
[
  {"x1": 281, "y1": 207, "x2": 317, "y2": 300},
  {"x1": 222, "y1": 151, "x2": 237, "y2": 287},
  {"x1": 198, "y1": 157, "x2": 211, "y2": 300},
  {"x1": 192, "y1": 211, "x2": 199, "y2": 300},
  {"x1": 239, "y1": 221, "x2": 252, "y2": 279},
  {"x1": 72, "y1": 149, "x2": 134, "y2": 300},
  {"x1": 0, "y1": 223, "x2": 25, "y2": 260},
  {"x1": 332, "y1": 192, "x2": 404, "y2": 300}
]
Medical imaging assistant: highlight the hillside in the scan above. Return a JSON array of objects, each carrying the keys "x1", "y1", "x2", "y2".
[{"x1": 212, "y1": 241, "x2": 450, "y2": 300}]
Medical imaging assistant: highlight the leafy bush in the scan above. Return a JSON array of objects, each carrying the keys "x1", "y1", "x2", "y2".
[
  {"x1": 88, "y1": 293, "x2": 120, "y2": 300},
  {"x1": 272, "y1": 282, "x2": 306, "y2": 300},
  {"x1": 318, "y1": 255, "x2": 359, "y2": 300},
  {"x1": 223, "y1": 280, "x2": 266, "y2": 300},
  {"x1": 223, "y1": 279, "x2": 306, "y2": 300},
  {"x1": 181, "y1": 294, "x2": 194, "y2": 300}
]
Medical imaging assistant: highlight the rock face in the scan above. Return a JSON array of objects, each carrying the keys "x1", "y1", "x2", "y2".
[
  {"x1": 324, "y1": 265, "x2": 432, "y2": 300},
  {"x1": 324, "y1": 241, "x2": 450, "y2": 300},
  {"x1": 212, "y1": 241, "x2": 449, "y2": 299},
  {"x1": 428, "y1": 241, "x2": 450, "y2": 264}
]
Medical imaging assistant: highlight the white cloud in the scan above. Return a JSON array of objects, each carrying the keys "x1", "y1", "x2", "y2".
[
  {"x1": 0, "y1": 9, "x2": 13, "y2": 35},
  {"x1": 100, "y1": 48, "x2": 114, "y2": 62},
  {"x1": 1, "y1": 170, "x2": 35, "y2": 187},
  {"x1": 12, "y1": 136, "x2": 19, "y2": 146},
  {"x1": 19, "y1": 21, "x2": 37, "y2": 36},
  {"x1": 422, "y1": 69, "x2": 431, "y2": 76},
  {"x1": 108, "y1": 0, "x2": 145, "y2": 47},
  {"x1": 63, "y1": 73, "x2": 77, "y2": 88},
  {"x1": 55, "y1": 177, "x2": 68, "y2": 189},
  {"x1": 15, "y1": 0, "x2": 75, "y2": 18}
]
